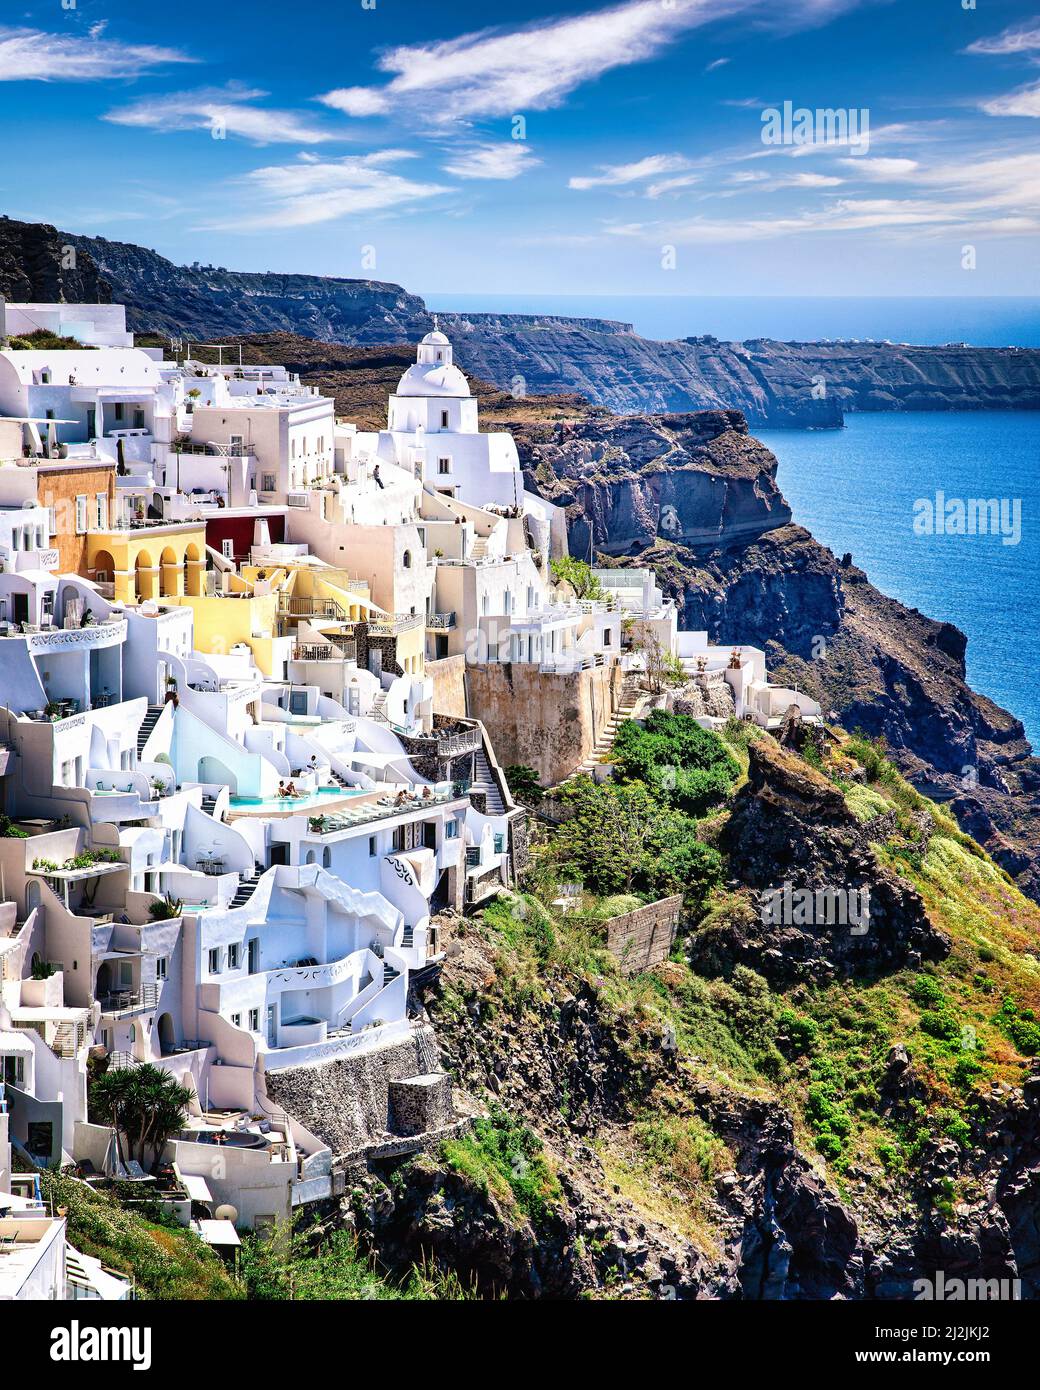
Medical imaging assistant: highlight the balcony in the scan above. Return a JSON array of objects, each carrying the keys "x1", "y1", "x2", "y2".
[
  {"x1": 292, "y1": 641, "x2": 357, "y2": 663},
  {"x1": 97, "y1": 983, "x2": 158, "y2": 1018},
  {"x1": 172, "y1": 441, "x2": 257, "y2": 458},
  {"x1": 426, "y1": 611, "x2": 456, "y2": 630}
]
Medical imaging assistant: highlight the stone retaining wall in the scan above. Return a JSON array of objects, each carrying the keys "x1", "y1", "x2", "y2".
[{"x1": 605, "y1": 895, "x2": 683, "y2": 975}]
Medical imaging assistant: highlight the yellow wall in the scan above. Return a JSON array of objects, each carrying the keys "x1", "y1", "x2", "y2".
[
  {"x1": 168, "y1": 592, "x2": 279, "y2": 673},
  {"x1": 87, "y1": 527, "x2": 207, "y2": 605}
]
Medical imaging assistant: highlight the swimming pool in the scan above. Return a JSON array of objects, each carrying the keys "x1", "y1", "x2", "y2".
[{"x1": 227, "y1": 786, "x2": 367, "y2": 814}]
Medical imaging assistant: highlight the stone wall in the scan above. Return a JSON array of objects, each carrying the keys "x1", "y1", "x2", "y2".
[
  {"x1": 428, "y1": 654, "x2": 467, "y2": 718},
  {"x1": 465, "y1": 660, "x2": 623, "y2": 785},
  {"x1": 605, "y1": 895, "x2": 683, "y2": 975},
  {"x1": 264, "y1": 1026, "x2": 439, "y2": 1156},
  {"x1": 388, "y1": 1073, "x2": 453, "y2": 1137}
]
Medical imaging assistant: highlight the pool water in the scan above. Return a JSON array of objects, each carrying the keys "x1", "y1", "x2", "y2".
[{"x1": 228, "y1": 787, "x2": 366, "y2": 813}]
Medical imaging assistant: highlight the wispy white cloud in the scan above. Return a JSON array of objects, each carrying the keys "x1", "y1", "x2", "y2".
[
  {"x1": 441, "y1": 141, "x2": 540, "y2": 179},
  {"x1": 569, "y1": 153, "x2": 690, "y2": 190},
  {"x1": 838, "y1": 156, "x2": 919, "y2": 178},
  {"x1": 106, "y1": 85, "x2": 345, "y2": 144},
  {"x1": 318, "y1": 0, "x2": 764, "y2": 123},
  {"x1": 646, "y1": 172, "x2": 702, "y2": 197},
  {"x1": 966, "y1": 21, "x2": 1040, "y2": 56},
  {"x1": 606, "y1": 151, "x2": 1040, "y2": 244},
  {"x1": 981, "y1": 78, "x2": 1040, "y2": 118},
  {"x1": 0, "y1": 24, "x2": 192, "y2": 81},
  {"x1": 705, "y1": 56, "x2": 730, "y2": 71},
  {"x1": 200, "y1": 151, "x2": 448, "y2": 231}
]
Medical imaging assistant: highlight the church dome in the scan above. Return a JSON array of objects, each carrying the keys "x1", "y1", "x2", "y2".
[
  {"x1": 395, "y1": 362, "x2": 471, "y2": 397},
  {"x1": 420, "y1": 329, "x2": 450, "y2": 347}
]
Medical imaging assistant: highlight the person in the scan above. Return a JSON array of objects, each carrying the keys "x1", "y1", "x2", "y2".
[
  {"x1": 286, "y1": 780, "x2": 298, "y2": 797},
  {"x1": 277, "y1": 780, "x2": 287, "y2": 797},
  {"x1": 373, "y1": 464, "x2": 384, "y2": 490},
  {"x1": 422, "y1": 784, "x2": 432, "y2": 800}
]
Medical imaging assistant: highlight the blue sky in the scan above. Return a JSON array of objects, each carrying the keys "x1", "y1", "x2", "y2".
[{"x1": 2, "y1": 0, "x2": 1039, "y2": 298}]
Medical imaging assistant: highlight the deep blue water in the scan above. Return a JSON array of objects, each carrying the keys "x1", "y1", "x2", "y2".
[
  {"x1": 757, "y1": 414, "x2": 1039, "y2": 749},
  {"x1": 425, "y1": 294, "x2": 1040, "y2": 348}
]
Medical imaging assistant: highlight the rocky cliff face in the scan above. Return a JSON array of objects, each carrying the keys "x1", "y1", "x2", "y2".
[
  {"x1": 514, "y1": 410, "x2": 1040, "y2": 903},
  {"x1": 437, "y1": 317, "x2": 1040, "y2": 425},
  {"x1": 2, "y1": 218, "x2": 1038, "y2": 427},
  {"x1": 0, "y1": 217, "x2": 111, "y2": 305},
  {"x1": 62, "y1": 231, "x2": 430, "y2": 343}
]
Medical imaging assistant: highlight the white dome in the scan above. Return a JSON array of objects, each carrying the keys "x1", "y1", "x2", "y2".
[
  {"x1": 396, "y1": 362, "x2": 471, "y2": 398},
  {"x1": 420, "y1": 329, "x2": 450, "y2": 346}
]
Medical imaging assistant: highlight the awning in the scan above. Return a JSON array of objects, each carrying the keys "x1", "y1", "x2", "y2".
[
  {"x1": 178, "y1": 1172, "x2": 213, "y2": 1204},
  {"x1": 194, "y1": 1219, "x2": 240, "y2": 1248}
]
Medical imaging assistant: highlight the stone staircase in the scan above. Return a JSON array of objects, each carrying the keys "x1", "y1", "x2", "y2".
[
  {"x1": 401, "y1": 923, "x2": 414, "y2": 949},
  {"x1": 200, "y1": 792, "x2": 219, "y2": 816},
  {"x1": 470, "y1": 536, "x2": 488, "y2": 560},
  {"x1": 230, "y1": 863, "x2": 265, "y2": 908},
  {"x1": 469, "y1": 745, "x2": 506, "y2": 813},
  {"x1": 559, "y1": 677, "x2": 644, "y2": 786},
  {"x1": 136, "y1": 705, "x2": 164, "y2": 757},
  {"x1": 382, "y1": 960, "x2": 401, "y2": 988},
  {"x1": 370, "y1": 688, "x2": 389, "y2": 724}
]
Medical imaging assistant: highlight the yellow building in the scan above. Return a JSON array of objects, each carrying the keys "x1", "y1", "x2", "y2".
[
  {"x1": 87, "y1": 524, "x2": 207, "y2": 604},
  {"x1": 169, "y1": 590, "x2": 281, "y2": 674}
]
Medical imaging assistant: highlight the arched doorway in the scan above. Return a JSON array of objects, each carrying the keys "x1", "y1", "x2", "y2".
[
  {"x1": 134, "y1": 550, "x2": 156, "y2": 602},
  {"x1": 91, "y1": 549, "x2": 116, "y2": 588},
  {"x1": 184, "y1": 543, "x2": 203, "y2": 596},
  {"x1": 159, "y1": 546, "x2": 180, "y2": 597},
  {"x1": 157, "y1": 1012, "x2": 176, "y2": 1056}
]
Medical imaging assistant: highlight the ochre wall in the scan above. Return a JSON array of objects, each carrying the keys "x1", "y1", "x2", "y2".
[
  {"x1": 36, "y1": 462, "x2": 116, "y2": 576},
  {"x1": 428, "y1": 655, "x2": 467, "y2": 718},
  {"x1": 465, "y1": 660, "x2": 622, "y2": 785}
]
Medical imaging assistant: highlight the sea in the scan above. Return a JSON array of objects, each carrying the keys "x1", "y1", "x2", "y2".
[
  {"x1": 423, "y1": 294, "x2": 1040, "y2": 746},
  {"x1": 759, "y1": 413, "x2": 1039, "y2": 751}
]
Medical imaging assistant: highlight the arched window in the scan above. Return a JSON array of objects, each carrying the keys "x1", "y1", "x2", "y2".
[{"x1": 402, "y1": 550, "x2": 412, "y2": 569}]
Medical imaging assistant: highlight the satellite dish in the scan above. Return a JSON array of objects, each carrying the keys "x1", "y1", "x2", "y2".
[{"x1": 215, "y1": 1204, "x2": 238, "y2": 1224}]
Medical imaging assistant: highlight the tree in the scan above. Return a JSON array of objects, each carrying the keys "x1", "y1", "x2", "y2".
[
  {"x1": 550, "y1": 778, "x2": 661, "y2": 893},
  {"x1": 90, "y1": 1064, "x2": 193, "y2": 1171},
  {"x1": 504, "y1": 764, "x2": 543, "y2": 806},
  {"x1": 549, "y1": 556, "x2": 603, "y2": 601},
  {"x1": 612, "y1": 710, "x2": 739, "y2": 817}
]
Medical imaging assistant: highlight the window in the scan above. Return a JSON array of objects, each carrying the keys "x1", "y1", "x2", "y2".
[
  {"x1": 231, "y1": 1012, "x2": 241, "y2": 1028},
  {"x1": 41, "y1": 590, "x2": 54, "y2": 619},
  {"x1": 603, "y1": 629, "x2": 612, "y2": 646},
  {"x1": 248, "y1": 1008, "x2": 260, "y2": 1031},
  {"x1": 440, "y1": 410, "x2": 449, "y2": 428},
  {"x1": 445, "y1": 819, "x2": 458, "y2": 839},
  {"x1": 95, "y1": 493, "x2": 107, "y2": 530},
  {"x1": 207, "y1": 947, "x2": 222, "y2": 974},
  {"x1": 114, "y1": 402, "x2": 125, "y2": 422},
  {"x1": 221, "y1": 538, "x2": 234, "y2": 560},
  {"x1": 402, "y1": 550, "x2": 412, "y2": 569},
  {"x1": 368, "y1": 836, "x2": 377, "y2": 857},
  {"x1": 155, "y1": 956, "x2": 168, "y2": 981},
  {"x1": 74, "y1": 495, "x2": 87, "y2": 534},
  {"x1": 438, "y1": 457, "x2": 450, "y2": 475},
  {"x1": 227, "y1": 942, "x2": 240, "y2": 970},
  {"x1": 247, "y1": 938, "x2": 260, "y2": 974},
  {"x1": 262, "y1": 473, "x2": 276, "y2": 492}
]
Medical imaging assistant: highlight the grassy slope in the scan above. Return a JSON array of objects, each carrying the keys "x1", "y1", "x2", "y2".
[{"x1": 445, "y1": 724, "x2": 1040, "y2": 1257}]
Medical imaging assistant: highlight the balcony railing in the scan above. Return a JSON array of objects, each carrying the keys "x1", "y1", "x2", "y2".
[
  {"x1": 427, "y1": 612, "x2": 456, "y2": 629},
  {"x1": 292, "y1": 642, "x2": 357, "y2": 662},
  {"x1": 172, "y1": 441, "x2": 256, "y2": 457}
]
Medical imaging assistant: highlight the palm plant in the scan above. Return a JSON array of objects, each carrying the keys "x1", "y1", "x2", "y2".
[{"x1": 90, "y1": 1064, "x2": 193, "y2": 1171}]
